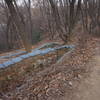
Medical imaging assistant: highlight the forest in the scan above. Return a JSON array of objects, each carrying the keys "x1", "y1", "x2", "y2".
[
  {"x1": 0, "y1": 0, "x2": 99, "y2": 51},
  {"x1": 0, "y1": 0, "x2": 100, "y2": 100}
]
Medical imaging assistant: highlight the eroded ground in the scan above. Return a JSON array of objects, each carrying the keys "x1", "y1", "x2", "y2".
[{"x1": 0, "y1": 36, "x2": 99, "y2": 100}]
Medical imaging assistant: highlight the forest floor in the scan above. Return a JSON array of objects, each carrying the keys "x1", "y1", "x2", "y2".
[
  {"x1": 0, "y1": 39, "x2": 63, "y2": 64},
  {"x1": 64, "y1": 38, "x2": 100, "y2": 100},
  {"x1": 0, "y1": 34, "x2": 100, "y2": 100}
]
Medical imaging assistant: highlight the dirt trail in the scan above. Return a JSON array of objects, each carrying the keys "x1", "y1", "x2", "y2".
[{"x1": 70, "y1": 42, "x2": 100, "y2": 100}]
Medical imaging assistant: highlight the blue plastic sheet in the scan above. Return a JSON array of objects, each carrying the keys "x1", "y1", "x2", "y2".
[
  {"x1": 41, "y1": 48, "x2": 54, "y2": 55},
  {"x1": 55, "y1": 45, "x2": 74, "y2": 50},
  {"x1": 0, "y1": 64, "x2": 4, "y2": 68},
  {"x1": 20, "y1": 54, "x2": 30, "y2": 59},
  {"x1": 0, "y1": 51, "x2": 26, "y2": 59},
  {"x1": 3, "y1": 60, "x2": 14, "y2": 68},
  {"x1": 31, "y1": 50, "x2": 41, "y2": 55},
  {"x1": 12, "y1": 57, "x2": 23, "y2": 63},
  {"x1": 0, "y1": 43, "x2": 58, "y2": 59},
  {"x1": 0, "y1": 44, "x2": 75, "y2": 69}
]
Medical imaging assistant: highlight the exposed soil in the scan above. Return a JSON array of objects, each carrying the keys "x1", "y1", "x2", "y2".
[
  {"x1": 0, "y1": 35, "x2": 99, "y2": 100},
  {"x1": 68, "y1": 39, "x2": 100, "y2": 100},
  {"x1": 0, "y1": 47, "x2": 69, "y2": 95}
]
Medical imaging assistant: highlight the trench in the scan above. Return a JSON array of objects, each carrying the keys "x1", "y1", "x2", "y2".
[{"x1": 0, "y1": 43, "x2": 74, "y2": 69}]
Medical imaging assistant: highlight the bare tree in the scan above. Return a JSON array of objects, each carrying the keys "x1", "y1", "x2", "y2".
[{"x1": 4, "y1": 0, "x2": 32, "y2": 52}]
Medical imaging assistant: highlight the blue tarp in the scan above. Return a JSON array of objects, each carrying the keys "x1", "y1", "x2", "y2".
[
  {"x1": 0, "y1": 44, "x2": 74, "y2": 69},
  {"x1": 3, "y1": 60, "x2": 14, "y2": 68},
  {"x1": 12, "y1": 57, "x2": 23, "y2": 63},
  {"x1": 0, "y1": 43, "x2": 54, "y2": 59},
  {"x1": 40, "y1": 48, "x2": 55, "y2": 55},
  {"x1": 0, "y1": 51, "x2": 26, "y2": 59},
  {"x1": 0, "y1": 64, "x2": 4, "y2": 68}
]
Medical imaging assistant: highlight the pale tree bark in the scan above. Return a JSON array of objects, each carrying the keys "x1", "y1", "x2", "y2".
[
  {"x1": 4, "y1": 0, "x2": 32, "y2": 52},
  {"x1": 24, "y1": 0, "x2": 33, "y2": 44}
]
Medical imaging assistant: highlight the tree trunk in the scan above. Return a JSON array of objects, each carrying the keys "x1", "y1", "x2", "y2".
[{"x1": 4, "y1": 0, "x2": 32, "y2": 52}]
